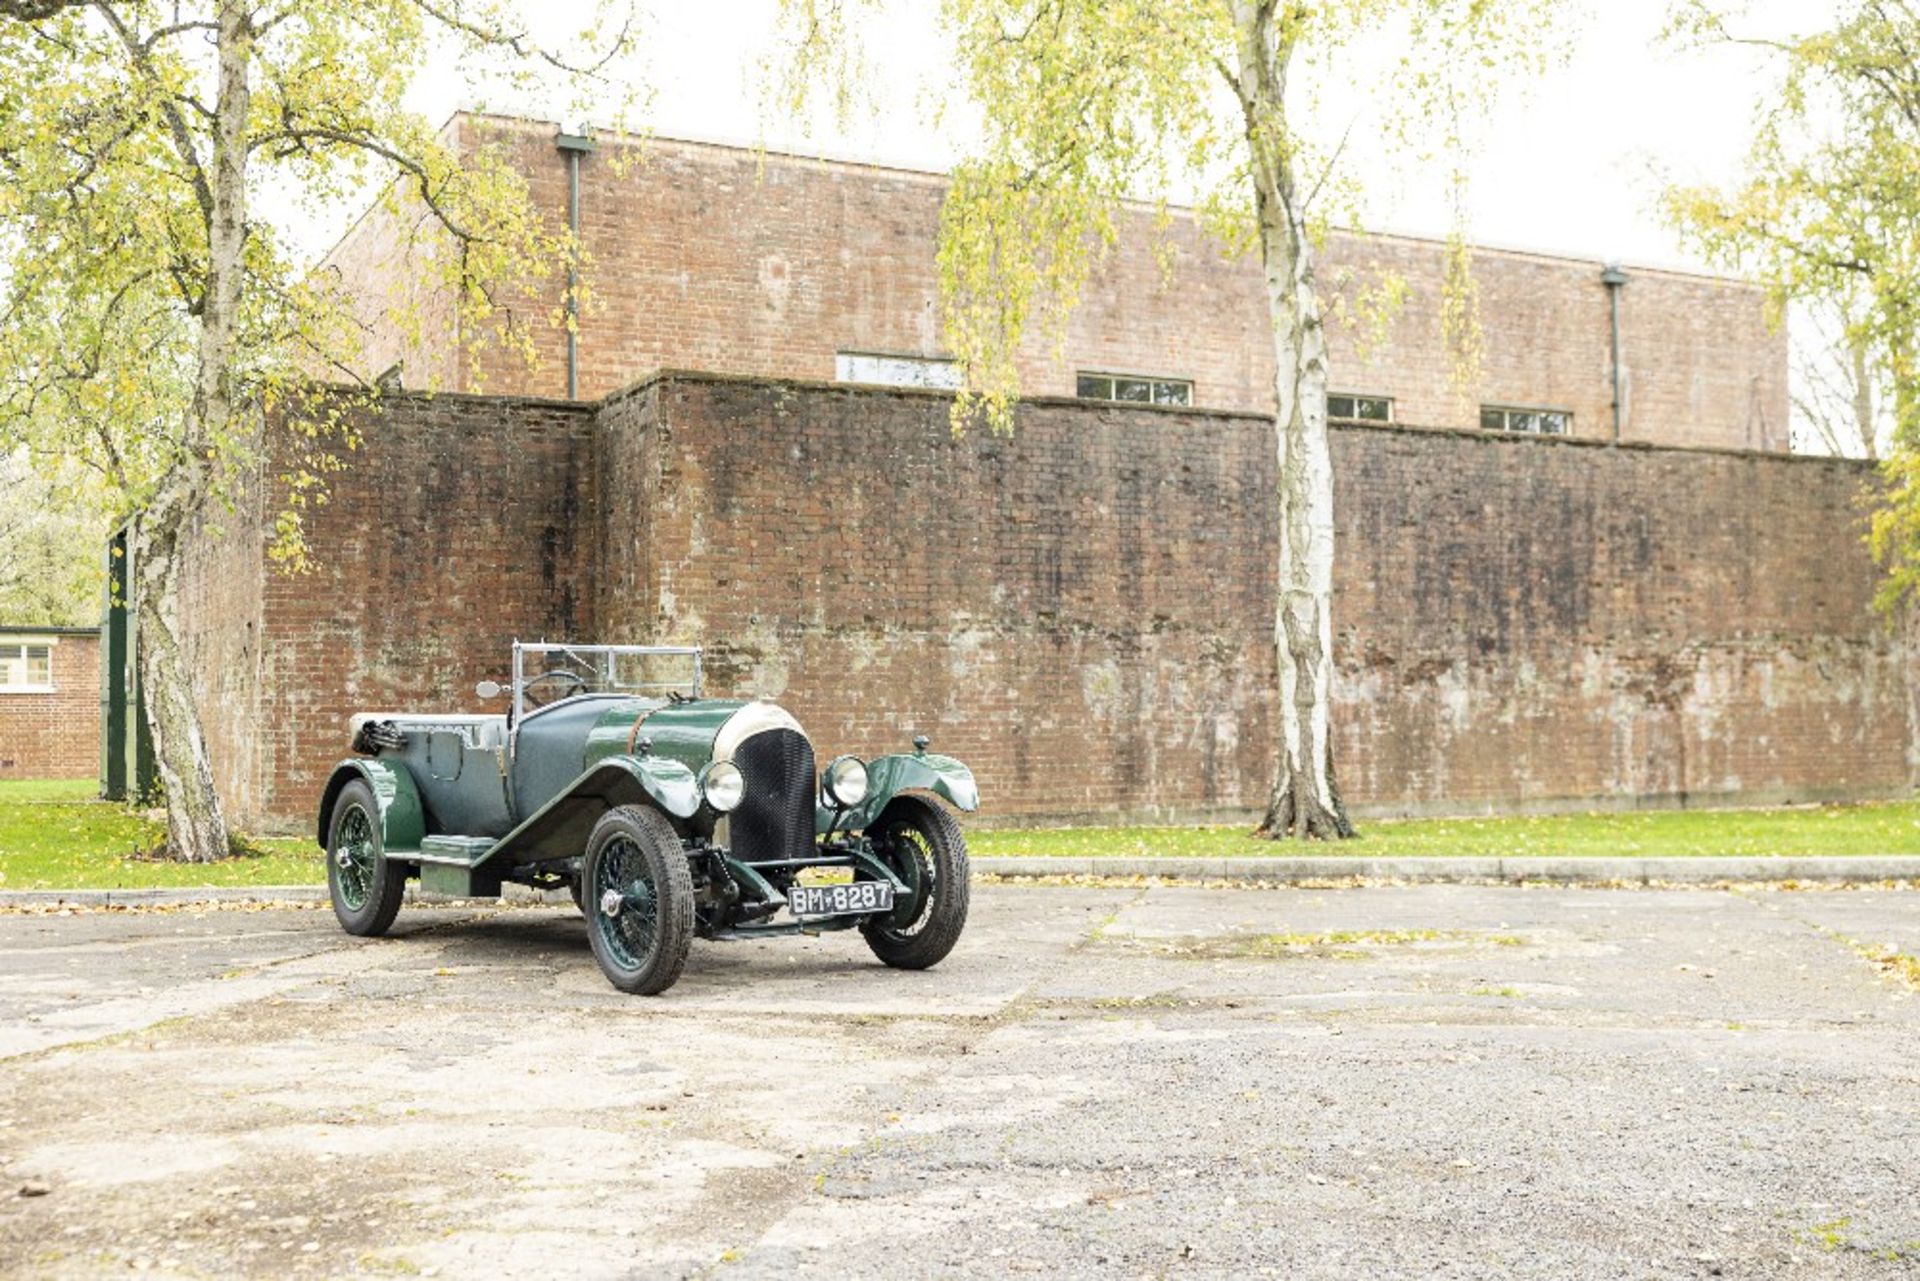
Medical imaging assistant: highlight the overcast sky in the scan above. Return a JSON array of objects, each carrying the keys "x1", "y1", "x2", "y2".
[{"x1": 394, "y1": 0, "x2": 1827, "y2": 276}]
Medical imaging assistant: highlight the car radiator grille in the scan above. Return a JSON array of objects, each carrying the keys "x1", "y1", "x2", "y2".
[{"x1": 730, "y1": 728, "x2": 816, "y2": 865}]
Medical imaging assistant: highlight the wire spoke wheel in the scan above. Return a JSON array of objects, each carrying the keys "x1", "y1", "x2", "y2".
[
  {"x1": 334, "y1": 804, "x2": 376, "y2": 911},
  {"x1": 860, "y1": 795, "x2": 969, "y2": 971},
  {"x1": 871, "y1": 821, "x2": 938, "y2": 941},
  {"x1": 592, "y1": 834, "x2": 662, "y2": 970},
  {"x1": 582, "y1": 805, "x2": 695, "y2": 996},
  {"x1": 326, "y1": 778, "x2": 406, "y2": 937}
]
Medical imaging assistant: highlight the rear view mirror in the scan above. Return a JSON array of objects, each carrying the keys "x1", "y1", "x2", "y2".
[{"x1": 475, "y1": 680, "x2": 504, "y2": 700}]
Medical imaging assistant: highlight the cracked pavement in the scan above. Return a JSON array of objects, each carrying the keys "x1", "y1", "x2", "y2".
[{"x1": 1, "y1": 882, "x2": 1916, "y2": 1278}]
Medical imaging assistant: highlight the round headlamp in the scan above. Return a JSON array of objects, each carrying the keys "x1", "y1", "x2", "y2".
[
  {"x1": 822, "y1": 755, "x2": 869, "y2": 809},
  {"x1": 700, "y1": 760, "x2": 745, "y2": 813}
]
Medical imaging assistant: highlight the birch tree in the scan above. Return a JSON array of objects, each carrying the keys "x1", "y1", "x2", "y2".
[
  {"x1": 0, "y1": 1, "x2": 634, "y2": 858},
  {"x1": 1663, "y1": 2, "x2": 1919, "y2": 598},
  {"x1": 776, "y1": 0, "x2": 1562, "y2": 837}
]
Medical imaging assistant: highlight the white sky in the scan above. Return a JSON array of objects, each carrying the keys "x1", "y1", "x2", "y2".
[{"x1": 392, "y1": 0, "x2": 1828, "y2": 276}]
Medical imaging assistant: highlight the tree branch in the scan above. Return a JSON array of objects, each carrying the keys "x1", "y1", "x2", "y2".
[
  {"x1": 138, "y1": 18, "x2": 218, "y2": 50},
  {"x1": 0, "y1": 0, "x2": 90, "y2": 19},
  {"x1": 398, "y1": 0, "x2": 634, "y2": 78},
  {"x1": 248, "y1": 124, "x2": 486, "y2": 245},
  {"x1": 90, "y1": 0, "x2": 215, "y2": 227}
]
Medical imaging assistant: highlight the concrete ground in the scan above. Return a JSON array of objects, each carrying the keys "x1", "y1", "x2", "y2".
[{"x1": 0, "y1": 884, "x2": 1915, "y2": 1279}]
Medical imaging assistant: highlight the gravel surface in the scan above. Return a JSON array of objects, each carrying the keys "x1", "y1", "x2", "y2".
[{"x1": 0, "y1": 883, "x2": 1915, "y2": 1278}]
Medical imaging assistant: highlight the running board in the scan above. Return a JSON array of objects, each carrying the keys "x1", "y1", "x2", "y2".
[
  {"x1": 414, "y1": 834, "x2": 498, "y2": 865},
  {"x1": 404, "y1": 834, "x2": 505, "y2": 898}
]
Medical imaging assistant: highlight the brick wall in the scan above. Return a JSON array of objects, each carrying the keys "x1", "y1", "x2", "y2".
[
  {"x1": 0, "y1": 631, "x2": 100, "y2": 780},
  {"x1": 192, "y1": 375, "x2": 1899, "y2": 829},
  {"x1": 593, "y1": 376, "x2": 1279, "y2": 820},
  {"x1": 601, "y1": 374, "x2": 1897, "y2": 822},
  {"x1": 219, "y1": 392, "x2": 597, "y2": 829},
  {"x1": 325, "y1": 115, "x2": 1787, "y2": 454},
  {"x1": 1330, "y1": 427, "x2": 1904, "y2": 812},
  {"x1": 1322, "y1": 233, "x2": 1789, "y2": 451}
]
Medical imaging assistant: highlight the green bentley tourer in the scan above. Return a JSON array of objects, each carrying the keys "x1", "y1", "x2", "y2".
[{"x1": 317, "y1": 642, "x2": 976, "y2": 994}]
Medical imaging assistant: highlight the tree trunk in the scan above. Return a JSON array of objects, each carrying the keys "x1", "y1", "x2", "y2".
[
  {"x1": 1232, "y1": 5, "x2": 1354, "y2": 840},
  {"x1": 134, "y1": 0, "x2": 252, "y2": 861},
  {"x1": 1849, "y1": 336, "x2": 1877, "y2": 458},
  {"x1": 133, "y1": 500, "x2": 230, "y2": 861}
]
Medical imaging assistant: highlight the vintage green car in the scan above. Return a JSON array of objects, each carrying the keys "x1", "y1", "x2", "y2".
[{"x1": 316, "y1": 643, "x2": 976, "y2": 994}]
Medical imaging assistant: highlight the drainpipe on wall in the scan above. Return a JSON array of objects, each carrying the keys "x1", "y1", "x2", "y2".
[
  {"x1": 1601, "y1": 263, "x2": 1629, "y2": 444},
  {"x1": 556, "y1": 130, "x2": 597, "y2": 401}
]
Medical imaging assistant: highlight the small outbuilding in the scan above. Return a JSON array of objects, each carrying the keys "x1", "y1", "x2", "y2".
[{"x1": 0, "y1": 625, "x2": 100, "y2": 781}]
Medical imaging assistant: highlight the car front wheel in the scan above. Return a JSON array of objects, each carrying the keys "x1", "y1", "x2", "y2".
[
  {"x1": 861, "y1": 795, "x2": 969, "y2": 971},
  {"x1": 327, "y1": 779, "x2": 407, "y2": 937},
  {"x1": 582, "y1": 805, "x2": 695, "y2": 995}
]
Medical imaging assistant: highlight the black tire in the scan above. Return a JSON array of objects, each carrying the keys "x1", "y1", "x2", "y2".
[
  {"x1": 327, "y1": 779, "x2": 407, "y2": 937},
  {"x1": 860, "y1": 794, "x2": 969, "y2": 971},
  {"x1": 582, "y1": 805, "x2": 695, "y2": 995},
  {"x1": 568, "y1": 871, "x2": 587, "y2": 915}
]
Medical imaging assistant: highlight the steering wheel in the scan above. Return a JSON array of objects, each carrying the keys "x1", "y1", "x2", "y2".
[{"x1": 522, "y1": 669, "x2": 589, "y2": 708}]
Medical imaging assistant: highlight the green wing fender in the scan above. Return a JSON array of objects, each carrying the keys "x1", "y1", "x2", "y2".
[
  {"x1": 826, "y1": 752, "x2": 980, "y2": 833},
  {"x1": 480, "y1": 754, "x2": 701, "y2": 868},
  {"x1": 316, "y1": 758, "x2": 426, "y2": 853}
]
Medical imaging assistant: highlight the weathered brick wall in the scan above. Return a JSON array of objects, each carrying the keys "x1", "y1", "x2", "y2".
[
  {"x1": 0, "y1": 631, "x2": 100, "y2": 780},
  {"x1": 1331, "y1": 427, "x2": 1904, "y2": 812},
  {"x1": 194, "y1": 374, "x2": 1898, "y2": 829},
  {"x1": 603, "y1": 374, "x2": 1899, "y2": 821},
  {"x1": 233, "y1": 392, "x2": 596, "y2": 829},
  {"x1": 593, "y1": 376, "x2": 1279, "y2": 820},
  {"x1": 431, "y1": 116, "x2": 1784, "y2": 452},
  {"x1": 1324, "y1": 234, "x2": 1789, "y2": 452}
]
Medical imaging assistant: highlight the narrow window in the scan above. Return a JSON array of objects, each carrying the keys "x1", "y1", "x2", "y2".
[
  {"x1": 1077, "y1": 372, "x2": 1192, "y2": 406},
  {"x1": 1481, "y1": 405, "x2": 1572, "y2": 436},
  {"x1": 835, "y1": 351, "x2": 962, "y2": 391},
  {"x1": 1329, "y1": 394, "x2": 1392, "y2": 423}
]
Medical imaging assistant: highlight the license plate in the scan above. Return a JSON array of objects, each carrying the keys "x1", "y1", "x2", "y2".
[{"x1": 788, "y1": 881, "x2": 894, "y2": 918}]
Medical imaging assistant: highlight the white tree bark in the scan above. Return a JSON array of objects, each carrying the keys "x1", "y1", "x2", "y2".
[
  {"x1": 1232, "y1": 3, "x2": 1353, "y2": 838},
  {"x1": 134, "y1": 506, "x2": 228, "y2": 860},
  {"x1": 136, "y1": 0, "x2": 252, "y2": 862}
]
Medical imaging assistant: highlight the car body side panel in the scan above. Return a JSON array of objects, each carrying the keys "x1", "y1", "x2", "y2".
[
  {"x1": 479, "y1": 754, "x2": 701, "y2": 868},
  {"x1": 823, "y1": 753, "x2": 979, "y2": 833},
  {"x1": 418, "y1": 735, "x2": 513, "y2": 837},
  {"x1": 509, "y1": 695, "x2": 642, "y2": 819},
  {"x1": 316, "y1": 758, "x2": 427, "y2": 854}
]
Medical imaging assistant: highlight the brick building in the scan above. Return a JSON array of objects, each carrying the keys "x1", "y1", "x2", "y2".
[
  {"x1": 0, "y1": 625, "x2": 100, "y2": 781},
  {"x1": 166, "y1": 116, "x2": 1891, "y2": 833},
  {"x1": 325, "y1": 115, "x2": 1789, "y2": 453}
]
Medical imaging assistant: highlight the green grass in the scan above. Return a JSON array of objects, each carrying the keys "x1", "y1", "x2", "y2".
[
  {"x1": 2, "y1": 779, "x2": 1916, "y2": 892},
  {"x1": 968, "y1": 801, "x2": 1920, "y2": 860},
  {"x1": 0, "y1": 779, "x2": 318, "y2": 890}
]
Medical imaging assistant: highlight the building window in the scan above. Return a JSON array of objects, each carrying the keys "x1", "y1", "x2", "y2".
[
  {"x1": 835, "y1": 351, "x2": 962, "y2": 391},
  {"x1": 1328, "y1": 393, "x2": 1393, "y2": 424},
  {"x1": 0, "y1": 641, "x2": 54, "y2": 692},
  {"x1": 1076, "y1": 372, "x2": 1193, "y2": 406},
  {"x1": 1481, "y1": 405, "x2": 1572, "y2": 436}
]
